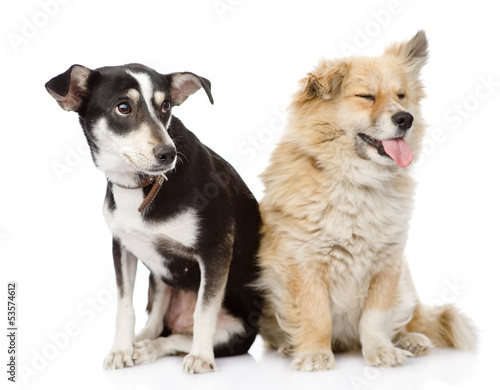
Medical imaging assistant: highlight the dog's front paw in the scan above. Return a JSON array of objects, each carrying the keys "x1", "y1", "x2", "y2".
[
  {"x1": 133, "y1": 340, "x2": 159, "y2": 365},
  {"x1": 103, "y1": 348, "x2": 134, "y2": 369},
  {"x1": 291, "y1": 350, "x2": 336, "y2": 372},
  {"x1": 277, "y1": 343, "x2": 295, "y2": 357},
  {"x1": 182, "y1": 354, "x2": 216, "y2": 374},
  {"x1": 363, "y1": 346, "x2": 412, "y2": 367}
]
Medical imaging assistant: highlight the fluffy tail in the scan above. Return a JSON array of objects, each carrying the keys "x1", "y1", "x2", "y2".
[{"x1": 406, "y1": 304, "x2": 477, "y2": 350}]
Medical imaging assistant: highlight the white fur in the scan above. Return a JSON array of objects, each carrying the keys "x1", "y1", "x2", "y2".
[
  {"x1": 126, "y1": 70, "x2": 175, "y2": 143},
  {"x1": 127, "y1": 71, "x2": 159, "y2": 120},
  {"x1": 92, "y1": 71, "x2": 176, "y2": 186},
  {"x1": 103, "y1": 250, "x2": 138, "y2": 369},
  {"x1": 102, "y1": 184, "x2": 201, "y2": 370},
  {"x1": 92, "y1": 118, "x2": 174, "y2": 186},
  {"x1": 133, "y1": 308, "x2": 245, "y2": 369},
  {"x1": 104, "y1": 186, "x2": 199, "y2": 279}
]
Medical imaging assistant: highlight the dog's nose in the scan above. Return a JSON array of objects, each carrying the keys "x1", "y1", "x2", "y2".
[
  {"x1": 153, "y1": 145, "x2": 176, "y2": 164},
  {"x1": 391, "y1": 112, "x2": 414, "y2": 131}
]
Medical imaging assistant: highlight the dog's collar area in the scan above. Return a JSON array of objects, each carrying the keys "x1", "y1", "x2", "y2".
[
  {"x1": 112, "y1": 175, "x2": 166, "y2": 213},
  {"x1": 113, "y1": 175, "x2": 157, "y2": 190}
]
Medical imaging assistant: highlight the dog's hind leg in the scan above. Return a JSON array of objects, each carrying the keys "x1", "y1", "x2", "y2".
[
  {"x1": 103, "y1": 239, "x2": 138, "y2": 369},
  {"x1": 133, "y1": 334, "x2": 192, "y2": 365},
  {"x1": 135, "y1": 274, "x2": 172, "y2": 342},
  {"x1": 133, "y1": 313, "x2": 248, "y2": 365}
]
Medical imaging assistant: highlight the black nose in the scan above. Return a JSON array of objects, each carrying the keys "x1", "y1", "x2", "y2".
[
  {"x1": 391, "y1": 112, "x2": 414, "y2": 131},
  {"x1": 153, "y1": 145, "x2": 176, "y2": 164}
]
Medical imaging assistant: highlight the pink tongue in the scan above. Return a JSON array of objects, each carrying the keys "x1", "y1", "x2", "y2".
[{"x1": 381, "y1": 138, "x2": 414, "y2": 168}]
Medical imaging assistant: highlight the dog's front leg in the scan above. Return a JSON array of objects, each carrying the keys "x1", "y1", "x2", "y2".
[
  {"x1": 359, "y1": 258, "x2": 412, "y2": 367},
  {"x1": 103, "y1": 239, "x2": 138, "y2": 369},
  {"x1": 288, "y1": 264, "x2": 335, "y2": 372},
  {"x1": 182, "y1": 248, "x2": 231, "y2": 374}
]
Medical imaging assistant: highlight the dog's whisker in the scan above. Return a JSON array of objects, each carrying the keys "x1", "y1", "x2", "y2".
[{"x1": 176, "y1": 150, "x2": 188, "y2": 163}]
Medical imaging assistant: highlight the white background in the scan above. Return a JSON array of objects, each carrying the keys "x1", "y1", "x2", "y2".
[{"x1": 1, "y1": 0, "x2": 499, "y2": 389}]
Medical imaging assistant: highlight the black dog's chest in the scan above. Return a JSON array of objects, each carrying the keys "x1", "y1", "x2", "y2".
[
  {"x1": 160, "y1": 256, "x2": 201, "y2": 291},
  {"x1": 104, "y1": 186, "x2": 201, "y2": 290}
]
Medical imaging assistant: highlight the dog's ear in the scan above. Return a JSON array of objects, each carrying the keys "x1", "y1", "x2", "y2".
[
  {"x1": 301, "y1": 59, "x2": 349, "y2": 100},
  {"x1": 166, "y1": 72, "x2": 214, "y2": 106},
  {"x1": 45, "y1": 65, "x2": 94, "y2": 111},
  {"x1": 384, "y1": 30, "x2": 428, "y2": 76}
]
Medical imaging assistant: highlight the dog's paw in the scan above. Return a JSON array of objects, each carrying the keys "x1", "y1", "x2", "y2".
[
  {"x1": 395, "y1": 332, "x2": 433, "y2": 357},
  {"x1": 363, "y1": 346, "x2": 412, "y2": 367},
  {"x1": 291, "y1": 350, "x2": 336, "y2": 372},
  {"x1": 277, "y1": 343, "x2": 295, "y2": 358},
  {"x1": 182, "y1": 354, "x2": 216, "y2": 374},
  {"x1": 133, "y1": 340, "x2": 159, "y2": 365},
  {"x1": 103, "y1": 348, "x2": 134, "y2": 370}
]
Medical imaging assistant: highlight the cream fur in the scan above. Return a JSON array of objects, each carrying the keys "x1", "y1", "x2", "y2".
[{"x1": 256, "y1": 31, "x2": 476, "y2": 371}]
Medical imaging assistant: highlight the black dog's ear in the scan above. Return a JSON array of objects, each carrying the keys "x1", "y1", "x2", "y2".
[
  {"x1": 45, "y1": 65, "x2": 94, "y2": 111},
  {"x1": 166, "y1": 72, "x2": 214, "y2": 106}
]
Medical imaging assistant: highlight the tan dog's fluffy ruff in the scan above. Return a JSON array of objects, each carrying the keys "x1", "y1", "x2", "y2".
[{"x1": 257, "y1": 31, "x2": 476, "y2": 371}]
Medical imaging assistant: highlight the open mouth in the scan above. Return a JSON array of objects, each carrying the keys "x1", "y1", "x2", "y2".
[
  {"x1": 358, "y1": 133, "x2": 414, "y2": 168},
  {"x1": 358, "y1": 133, "x2": 387, "y2": 157}
]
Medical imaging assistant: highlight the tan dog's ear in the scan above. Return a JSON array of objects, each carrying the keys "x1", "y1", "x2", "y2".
[
  {"x1": 384, "y1": 30, "x2": 428, "y2": 77},
  {"x1": 301, "y1": 59, "x2": 349, "y2": 100}
]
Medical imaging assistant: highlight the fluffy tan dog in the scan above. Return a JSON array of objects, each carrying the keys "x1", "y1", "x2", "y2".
[{"x1": 257, "y1": 31, "x2": 476, "y2": 371}]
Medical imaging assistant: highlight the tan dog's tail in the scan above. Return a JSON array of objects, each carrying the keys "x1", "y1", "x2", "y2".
[{"x1": 406, "y1": 304, "x2": 477, "y2": 350}]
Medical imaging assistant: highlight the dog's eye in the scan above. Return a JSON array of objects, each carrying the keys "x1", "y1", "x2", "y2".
[
  {"x1": 356, "y1": 94, "x2": 376, "y2": 102},
  {"x1": 397, "y1": 93, "x2": 406, "y2": 99},
  {"x1": 116, "y1": 102, "x2": 132, "y2": 116},
  {"x1": 161, "y1": 100, "x2": 171, "y2": 113}
]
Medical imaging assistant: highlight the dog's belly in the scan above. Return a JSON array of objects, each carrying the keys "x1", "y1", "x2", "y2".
[
  {"x1": 104, "y1": 187, "x2": 200, "y2": 284},
  {"x1": 329, "y1": 283, "x2": 367, "y2": 348},
  {"x1": 327, "y1": 259, "x2": 369, "y2": 348},
  {"x1": 164, "y1": 289, "x2": 244, "y2": 342},
  {"x1": 165, "y1": 289, "x2": 197, "y2": 333},
  {"x1": 164, "y1": 289, "x2": 244, "y2": 337}
]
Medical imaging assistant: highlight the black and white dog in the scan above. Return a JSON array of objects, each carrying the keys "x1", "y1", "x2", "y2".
[{"x1": 45, "y1": 64, "x2": 263, "y2": 373}]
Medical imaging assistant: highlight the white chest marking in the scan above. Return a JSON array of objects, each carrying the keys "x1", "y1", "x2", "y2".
[{"x1": 104, "y1": 186, "x2": 199, "y2": 278}]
